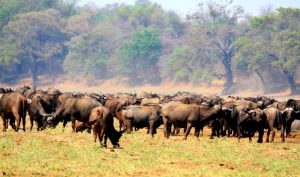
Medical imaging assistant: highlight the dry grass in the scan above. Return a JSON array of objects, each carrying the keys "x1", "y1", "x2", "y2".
[{"x1": 1, "y1": 118, "x2": 300, "y2": 177}]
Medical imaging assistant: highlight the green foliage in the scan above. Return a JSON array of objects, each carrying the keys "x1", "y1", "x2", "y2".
[
  {"x1": 0, "y1": 0, "x2": 76, "y2": 33},
  {"x1": 2, "y1": 9, "x2": 68, "y2": 60},
  {"x1": 64, "y1": 23, "x2": 120, "y2": 79},
  {"x1": 120, "y1": 27, "x2": 162, "y2": 82},
  {"x1": 166, "y1": 48, "x2": 189, "y2": 82},
  {"x1": 234, "y1": 7, "x2": 300, "y2": 93},
  {"x1": 0, "y1": 0, "x2": 300, "y2": 90},
  {"x1": 250, "y1": 15, "x2": 273, "y2": 28},
  {"x1": 0, "y1": 9, "x2": 69, "y2": 83}
]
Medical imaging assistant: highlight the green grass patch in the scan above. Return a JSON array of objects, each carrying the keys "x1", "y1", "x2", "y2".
[{"x1": 0, "y1": 121, "x2": 300, "y2": 177}]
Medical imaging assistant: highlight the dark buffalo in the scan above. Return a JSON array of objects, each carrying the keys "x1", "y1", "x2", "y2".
[
  {"x1": 89, "y1": 106, "x2": 122, "y2": 148},
  {"x1": 282, "y1": 107, "x2": 300, "y2": 137},
  {"x1": 286, "y1": 99, "x2": 300, "y2": 110},
  {"x1": 122, "y1": 105, "x2": 163, "y2": 137},
  {"x1": 15, "y1": 85, "x2": 31, "y2": 94},
  {"x1": 161, "y1": 102, "x2": 221, "y2": 139},
  {"x1": 263, "y1": 107, "x2": 285, "y2": 143},
  {"x1": 209, "y1": 107, "x2": 232, "y2": 138},
  {"x1": 47, "y1": 97, "x2": 102, "y2": 131},
  {"x1": 28, "y1": 93, "x2": 57, "y2": 131},
  {"x1": 244, "y1": 96, "x2": 275, "y2": 109},
  {"x1": 140, "y1": 97, "x2": 161, "y2": 106},
  {"x1": 237, "y1": 108, "x2": 265, "y2": 143},
  {"x1": 46, "y1": 87, "x2": 62, "y2": 96},
  {"x1": 57, "y1": 92, "x2": 85, "y2": 108},
  {"x1": 105, "y1": 94, "x2": 139, "y2": 130},
  {"x1": 85, "y1": 92, "x2": 106, "y2": 105},
  {"x1": 0, "y1": 92, "x2": 27, "y2": 131},
  {"x1": 0, "y1": 87, "x2": 14, "y2": 93}
]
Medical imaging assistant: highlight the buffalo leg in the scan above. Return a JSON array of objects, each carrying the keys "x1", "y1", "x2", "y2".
[
  {"x1": 71, "y1": 117, "x2": 76, "y2": 132},
  {"x1": 99, "y1": 128, "x2": 104, "y2": 144},
  {"x1": 248, "y1": 131, "x2": 252, "y2": 143},
  {"x1": 266, "y1": 129, "x2": 270, "y2": 142},
  {"x1": 29, "y1": 117, "x2": 34, "y2": 131},
  {"x1": 194, "y1": 125, "x2": 200, "y2": 138},
  {"x1": 285, "y1": 121, "x2": 292, "y2": 138},
  {"x1": 62, "y1": 119, "x2": 69, "y2": 132},
  {"x1": 22, "y1": 114, "x2": 26, "y2": 132},
  {"x1": 280, "y1": 124, "x2": 285, "y2": 143},
  {"x1": 237, "y1": 126, "x2": 242, "y2": 142},
  {"x1": 126, "y1": 119, "x2": 132, "y2": 134},
  {"x1": 163, "y1": 117, "x2": 170, "y2": 138},
  {"x1": 175, "y1": 128, "x2": 180, "y2": 135},
  {"x1": 102, "y1": 134, "x2": 108, "y2": 148},
  {"x1": 9, "y1": 117, "x2": 16, "y2": 130},
  {"x1": 200, "y1": 126, "x2": 204, "y2": 137},
  {"x1": 92, "y1": 125, "x2": 97, "y2": 143},
  {"x1": 257, "y1": 127, "x2": 264, "y2": 143},
  {"x1": 149, "y1": 121, "x2": 154, "y2": 137},
  {"x1": 184, "y1": 122, "x2": 193, "y2": 140},
  {"x1": 2, "y1": 116, "x2": 7, "y2": 132},
  {"x1": 270, "y1": 128, "x2": 275, "y2": 143},
  {"x1": 36, "y1": 120, "x2": 41, "y2": 131},
  {"x1": 171, "y1": 124, "x2": 175, "y2": 135},
  {"x1": 166, "y1": 123, "x2": 172, "y2": 138},
  {"x1": 12, "y1": 110, "x2": 20, "y2": 132}
]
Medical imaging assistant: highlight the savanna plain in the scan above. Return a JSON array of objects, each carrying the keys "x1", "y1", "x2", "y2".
[{"x1": 0, "y1": 118, "x2": 300, "y2": 177}]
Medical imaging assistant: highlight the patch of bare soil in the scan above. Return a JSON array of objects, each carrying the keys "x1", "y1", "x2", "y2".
[
  {"x1": 240, "y1": 162, "x2": 267, "y2": 172},
  {"x1": 167, "y1": 161, "x2": 202, "y2": 169}
]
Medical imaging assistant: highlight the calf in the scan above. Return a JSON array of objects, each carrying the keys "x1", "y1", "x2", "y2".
[
  {"x1": 89, "y1": 106, "x2": 122, "y2": 148},
  {"x1": 75, "y1": 120, "x2": 90, "y2": 133}
]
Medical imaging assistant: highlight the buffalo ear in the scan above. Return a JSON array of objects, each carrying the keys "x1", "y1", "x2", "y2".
[
  {"x1": 89, "y1": 110, "x2": 101, "y2": 123},
  {"x1": 96, "y1": 110, "x2": 101, "y2": 116}
]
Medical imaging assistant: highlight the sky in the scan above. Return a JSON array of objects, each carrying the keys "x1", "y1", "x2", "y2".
[{"x1": 78, "y1": 0, "x2": 300, "y2": 16}]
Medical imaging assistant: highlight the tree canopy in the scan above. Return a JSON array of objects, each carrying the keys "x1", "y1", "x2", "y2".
[{"x1": 0, "y1": 0, "x2": 300, "y2": 95}]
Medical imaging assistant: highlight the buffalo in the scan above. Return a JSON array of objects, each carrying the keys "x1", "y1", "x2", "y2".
[
  {"x1": 161, "y1": 102, "x2": 222, "y2": 139},
  {"x1": 263, "y1": 107, "x2": 285, "y2": 143},
  {"x1": 47, "y1": 97, "x2": 102, "y2": 131},
  {"x1": 0, "y1": 92, "x2": 27, "y2": 132},
  {"x1": 237, "y1": 108, "x2": 265, "y2": 143},
  {"x1": 28, "y1": 93, "x2": 58, "y2": 131},
  {"x1": 122, "y1": 105, "x2": 163, "y2": 137},
  {"x1": 89, "y1": 106, "x2": 122, "y2": 148}
]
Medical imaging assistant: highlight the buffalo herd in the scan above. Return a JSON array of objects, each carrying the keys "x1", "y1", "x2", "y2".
[{"x1": 1, "y1": 86, "x2": 300, "y2": 148}]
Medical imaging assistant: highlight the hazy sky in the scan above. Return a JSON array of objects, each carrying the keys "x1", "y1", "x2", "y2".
[{"x1": 78, "y1": 0, "x2": 300, "y2": 16}]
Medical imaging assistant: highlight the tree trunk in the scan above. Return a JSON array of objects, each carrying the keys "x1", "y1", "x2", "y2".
[
  {"x1": 222, "y1": 52, "x2": 233, "y2": 94},
  {"x1": 283, "y1": 70, "x2": 297, "y2": 95},
  {"x1": 255, "y1": 70, "x2": 267, "y2": 93}
]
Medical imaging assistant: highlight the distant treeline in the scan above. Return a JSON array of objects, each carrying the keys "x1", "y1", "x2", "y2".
[{"x1": 0, "y1": 0, "x2": 300, "y2": 94}]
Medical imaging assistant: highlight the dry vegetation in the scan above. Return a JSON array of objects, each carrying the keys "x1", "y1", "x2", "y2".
[{"x1": 1, "y1": 118, "x2": 300, "y2": 177}]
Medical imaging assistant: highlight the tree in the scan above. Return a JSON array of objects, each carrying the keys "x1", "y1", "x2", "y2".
[
  {"x1": 0, "y1": 9, "x2": 68, "y2": 85},
  {"x1": 187, "y1": 0, "x2": 245, "y2": 93},
  {"x1": 120, "y1": 27, "x2": 162, "y2": 84},
  {"x1": 0, "y1": 0, "x2": 76, "y2": 33},
  {"x1": 235, "y1": 8, "x2": 300, "y2": 95},
  {"x1": 63, "y1": 21, "x2": 122, "y2": 81}
]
